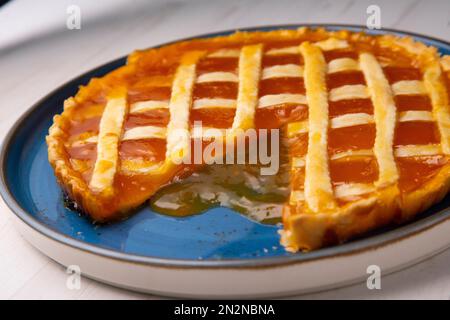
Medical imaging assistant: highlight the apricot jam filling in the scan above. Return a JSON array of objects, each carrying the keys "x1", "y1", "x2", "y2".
[
  {"x1": 69, "y1": 117, "x2": 101, "y2": 136},
  {"x1": 330, "y1": 157, "x2": 379, "y2": 184},
  {"x1": 329, "y1": 99, "x2": 374, "y2": 117},
  {"x1": 323, "y1": 50, "x2": 358, "y2": 62},
  {"x1": 327, "y1": 71, "x2": 365, "y2": 89},
  {"x1": 262, "y1": 55, "x2": 302, "y2": 67},
  {"x1": 259, "y1": 78, "x2": 305, "y2": 96},
  {"x1": 124, "y1": 109, "x2": 170, "y2": 129},
  {"x1": 264, "y1": 40, "x2": 303, "y2": 50},
  {"x1": 66, "y1": 144, "x2": 97, "y2": 184},
  {"x1": 289, "y1": 134, "x2": 308, "y2": 157},
  {"x1": 128, "y1": 86, "x2": 171, "y2": 103},
  {"x1": 255, "y1": 104, "x2": 308, "y2": 129},
  {"x1": 383, "y1": 66, "x2": 422, "y2": 84},
  {"x1": 397, "y1": 156, "x2": 447, "y2": 193},
  {"x1": 70, "y1": 103, "x2": 105, "y2": 120},
  {"x1": 328, "y1": 124, "x2": 376, "y2": 155},
  {"x1": 112, "y1": 171, "x2": 189, "y2": 208},
  {"x1": 290, "y1": 167, "x2": 305, "y2": 190},
  {"x1": 193, "y1": 82, "x2": 238, "y2": 100},
  {"x1": 395, "y1": 95, "x2": 432, "y2": 112},
  {"x1": 119, "y1": 139, "x2": 166, "y2": 162},
  {"x1": 67, "y1": 143, "x2": 97, "y2": 161},
  {"x1": 190, "y1": 108, "x2": 235, "y2": 128},
  {"x1": 196, "y1": 57, "x2": 238, "y2": 74},
  {"x1": 394, "y1": 122, "x2": 440, "y2": 146}
]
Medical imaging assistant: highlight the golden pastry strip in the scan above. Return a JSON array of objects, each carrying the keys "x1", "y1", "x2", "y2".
[
  {"x1": 129, "y1": 100, "x2": 169, "y2": 113},
  {"x1": 359, "y1": 52, "x2": 399, "y2": 188},
  {"x1": 423, "y1": 61, "x2": 450, "y2": 154},
  {"x1": 327, "y1": 58, "x2": 359, "y2": 74},
  {"x1": 166, "y1": 51, "x2": 205, "y2": 161},
  {"x1": 300, "y1": 42, "x2": 336, "y2": 212},
  {"x1": 395, "y1": 144, "x2": 442, "y2": 157},
  {"x1": 89, "y1": 88, "x2": 128, "y2": 196},
  {"x1": 231, "y1": 44, "x2": 263, "y2": 131},
  {"x1": 262, "y1": 64, "x2": 303, "y2": 79}
]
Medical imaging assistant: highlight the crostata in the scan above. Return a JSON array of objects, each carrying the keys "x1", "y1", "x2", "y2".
[{"x1": 47, "y1": 28, "x2": 450, "y2": 251}]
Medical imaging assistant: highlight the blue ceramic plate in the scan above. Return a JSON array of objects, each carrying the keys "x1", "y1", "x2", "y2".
[{"x1": 2, "y1": 24, "x2": 450, "y2": 267}]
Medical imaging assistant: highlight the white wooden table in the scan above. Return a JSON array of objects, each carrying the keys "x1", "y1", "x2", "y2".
[{"x1": 1, "y1": 0, "x2": 450, "y2": 299}]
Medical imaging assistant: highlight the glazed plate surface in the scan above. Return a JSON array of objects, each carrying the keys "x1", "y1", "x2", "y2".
[{"x1": 2, "y1": 25, "x2": 450, "y2": 297}]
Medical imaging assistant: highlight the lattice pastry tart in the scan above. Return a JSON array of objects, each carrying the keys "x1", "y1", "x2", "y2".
[{"x1": 47, "y1": 28, "x2": 450, "y2": 251}]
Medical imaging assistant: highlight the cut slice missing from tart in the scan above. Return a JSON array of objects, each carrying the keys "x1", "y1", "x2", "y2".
[{"x1": 47, "y1": 28, "x2": 450, "y2": 252}]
